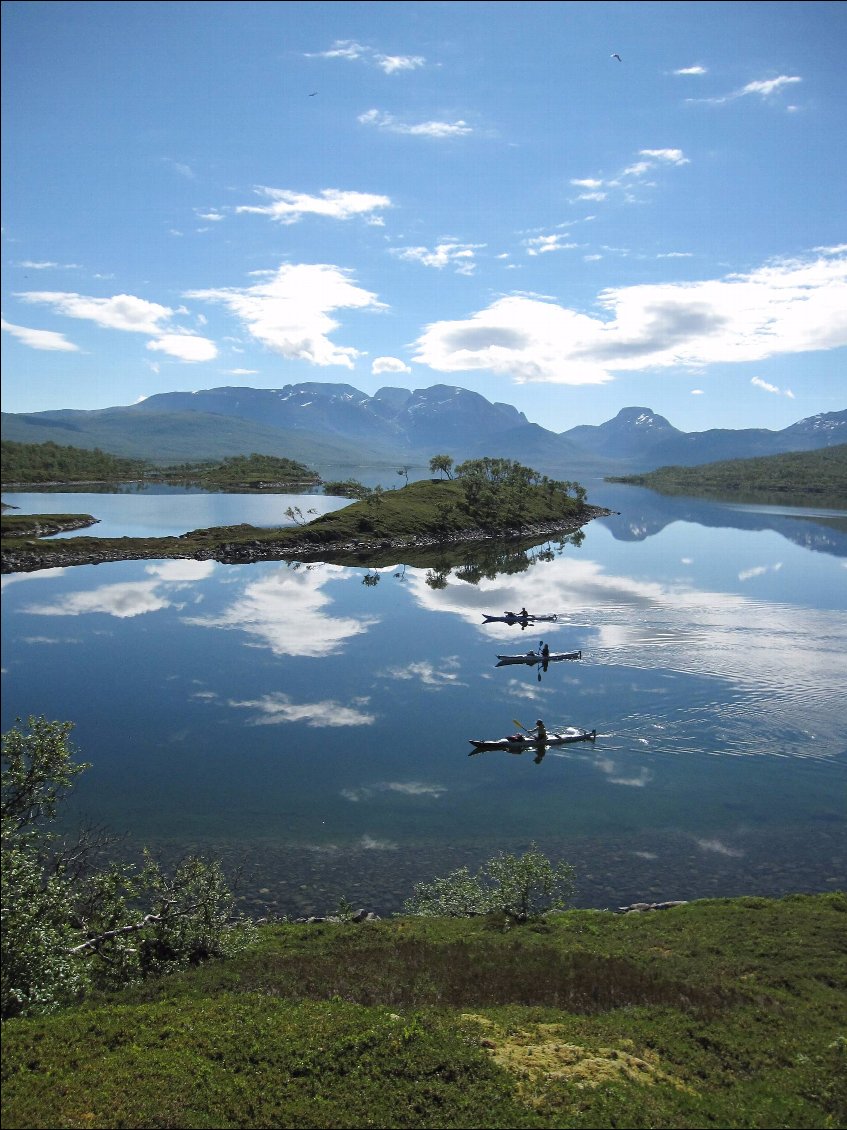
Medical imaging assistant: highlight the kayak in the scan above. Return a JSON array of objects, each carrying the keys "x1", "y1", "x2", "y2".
[
  {"x1": 469, "y1": 727, "x2": 596, "y2": 752},
  {"x1": 496, "y1": 650, "x2": 581, "y2": 665},
  {"x1": 483, "y1": 612, "x2": 558, "y2": 624}
]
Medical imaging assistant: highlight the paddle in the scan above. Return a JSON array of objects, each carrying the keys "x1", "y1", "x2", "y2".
[{"x1": 512, "y1": 718, "x2": 530, "y2": 732}]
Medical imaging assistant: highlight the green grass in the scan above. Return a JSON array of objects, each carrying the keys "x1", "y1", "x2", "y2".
[{"x1": 3, "y1": 894, "x2": 845, "y2": 1128}]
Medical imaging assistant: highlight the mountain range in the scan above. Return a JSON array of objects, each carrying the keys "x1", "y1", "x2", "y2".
[{"x1": 2, "y1": 383, "x2": 845, "y2": 477}]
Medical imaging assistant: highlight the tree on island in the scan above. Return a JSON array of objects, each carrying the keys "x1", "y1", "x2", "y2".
[{"x1": 429, "y1": 454, "x2": 454, "y2": 480}]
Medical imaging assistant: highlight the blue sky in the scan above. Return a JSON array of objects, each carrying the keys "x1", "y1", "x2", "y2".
[{"x1": 2, "y1": 0, "x2": 845, "y2": 432}]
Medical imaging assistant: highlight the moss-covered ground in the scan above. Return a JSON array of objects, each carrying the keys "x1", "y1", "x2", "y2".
[{"x1": 3, "y1": 894, "x2": 845, "y2": 1129}]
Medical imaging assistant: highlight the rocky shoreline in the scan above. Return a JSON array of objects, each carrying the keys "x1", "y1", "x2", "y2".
[{"x1": 1, "y1": 507, "x2": 612, "y2": 574}]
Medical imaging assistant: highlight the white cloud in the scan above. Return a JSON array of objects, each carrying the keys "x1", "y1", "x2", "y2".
[
  {"x1": 223, "y1": 367, "x2": 259, "y2": 375},
  {"x1": 18, "y1": 260, "x2": 81, "y2": 270},
  {"x1": 374, "y1": 53, "x2": 426, "y2": 74},
  {"x1": 571, "y1": 148, "x2": 689, "y2": 204},
  {"x1": 412, "y1": 252, "x2": 847, "y2": 385},
  {"x1": 751, "y1": 376, "x2": 794, "y2": 398},
  {"x1": 1, "y1": 318, "x2": 80, "y2": 352},
  {"x1": 690, "y1": 388, "x2": 705, "y2": 395},
  {"x1": 524, "y1": 234, "x2": 578, "y2": 257},
  {"x1": 674, "y1": 65, "x2": 707, "y2": 76},
  {"x1": 372, "y1": 356, "x2": 411, "y2": 374},
  {"x1": 235, "y1": 186, "x2": 391, "y2": 224},
  {"x1": 186, "y1": 262, "x2": 384, "y2": 368},
  {"x1": 309, "y1": 40, "x2": 425, "y2": 73},
  {"x1": 196, "y1": 210, "x2": 225, "y2": 222},
  {"x1": 689, "y1": 74, "x2": 802, "y2": 106},
  {"x1": 147, "y1": 333, "x2": 218, "y2": 362},
  {"x1": 638, "y1": 148, "x2": 689, "y2": 165},
  {"x1": 17, "y1": 291, "x2": 173, "y2": 334},
  {"x1": 23, "y1": 580, "x2": 178, "y2": 619},
  {"x1": 358, "y1": 109, "x2": 472, "y2": 138},
  {"x1": 391, "y1": 241, "x2": 483, "y2": 273}
]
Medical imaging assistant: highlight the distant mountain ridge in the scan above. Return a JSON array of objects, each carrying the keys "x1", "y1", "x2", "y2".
[{"x1": 2, "y1": 383, "x2": 845, "y2": 476}]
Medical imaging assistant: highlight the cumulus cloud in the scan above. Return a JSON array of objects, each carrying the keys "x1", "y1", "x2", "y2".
[
  {"x1": 371, "y1": 356, "x2": 411, "y2": 374},
  {"x1": 358, "y1": 109, "x2": 472, "y2": 137},
  {"x1": 1, "y1": 318, "x2": 80, "y2": 352},
  {"x1": 412, "y1": 252, "x2": 847, "y2": 385},
  {"x1": 674, "y1": 65, "x2": 707, "y2": 75},
  {"x1": 186, "y1": 262, "x2": 384, "y2": 368},
  {"x1": 309, "y1": 40, "x2": 425, "y2": 73},
  {"x1": 146, "y1": 333, "x2": 218, "y2": 362},
  {"x1": 16, "y1": 291, "x2": 173, "y2": 334},
  {"x1": 235, "y1": 186, "x2": 391, "y2": 224},
  {"x1": 391, "y1": 241, "x2": 483, "y2": 273},
  {"x1": 13, "y1": 289, "x2": 221, "y2": 362}
]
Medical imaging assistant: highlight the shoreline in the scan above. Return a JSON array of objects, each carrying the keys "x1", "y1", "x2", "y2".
[{"x1": 1, "y1": 507, "x2": 612, "y2": 574}]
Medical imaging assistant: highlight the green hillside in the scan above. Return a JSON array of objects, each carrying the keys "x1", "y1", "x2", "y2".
[
  {"x1": 2, "y1": 895, "x2": 844, "y2": 1129},
  {"x1": 609, "y1": 444, "x2": 847, "y2": 508},
  {"x1": 1, "y1": 410, "x2": 400, "y2": 468}
]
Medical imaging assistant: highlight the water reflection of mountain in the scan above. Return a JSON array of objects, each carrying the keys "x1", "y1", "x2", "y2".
[{"x1": 592, "y1": 482, "x2": 847, "y2": 558}]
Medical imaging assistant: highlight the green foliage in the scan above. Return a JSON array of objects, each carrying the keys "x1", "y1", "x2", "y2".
[
  {"x1": 429, "y1": 453, "x2": 455, "y2": 479},
  {"x1": 322, "y1": 478, "x2": 372, "y2": 499},
  {"x1": 0, "y1": 441, "x2": 317, "y2": 489},
  {"x1": 454, "y1": 458, "x2": 584, "y2": 532},
  {"x1": 404, "y1": 845, "x2": 576, "y2": 922},
  {"x1": 1, "y1": 718, "x2": 255, "y2": 1019},
  {"x1": 1, "y1": 440, "x2": 146, "y2": 484},
  {"x1": 609, "y1": 443, "x2": 847, "y2": 508}
]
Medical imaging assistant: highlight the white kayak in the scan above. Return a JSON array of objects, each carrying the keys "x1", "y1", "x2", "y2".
[
  {"x1": 496, "y1": 649, "x2": 581, "y2": 665},
  {"x1": 469, "y1": 727, "x2": 596, "y2": 752}
]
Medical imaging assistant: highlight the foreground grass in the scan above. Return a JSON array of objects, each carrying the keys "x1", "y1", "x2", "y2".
[{"x1": 3, "y1": 894, "x2": 845, "y2": 1128}]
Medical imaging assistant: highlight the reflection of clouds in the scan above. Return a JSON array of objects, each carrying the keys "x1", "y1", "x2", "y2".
[
  {"x1": 378, "y1": 657, "x2": 467, "y2": 689},
  {"x1": 403, "y1": 555, "x2": 847, "y2": 750},
  {"x1": 2, "y1": 567, "x2": 66, "y2": 590},
  {"x1": 22, "y1": 580, "x2": 180, "y2": 619},
  {"x1": 182, "y1": 564, "x2": 377, "y2": 657},
  {"x1": 738, "y1": 562, "x2": 782, "y2": 581},
  {"x1": 359, "y1": 835, "x2": 398, "y2": 851},
  {"x1": 228, "y1": 692, "x2": 375, "y2": 727},
  {"x1": 695, "y1": 838, "x2": 744, "y2": 857},
  {"x1": 21, "y1": 635, "x2": 81, "y2": 645},
  {"x1": 146, "y1": 560, "x2": 217, "y2": 582},
  {"x1": 594, "y1": 755, "x2": 653, "y2": 787},
  {"x1": 341, "y1": 781, "x2": 447, "y2": 802}
]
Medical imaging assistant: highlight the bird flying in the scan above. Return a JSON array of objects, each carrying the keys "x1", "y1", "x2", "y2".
[{"x1": 611, "y1": 53, "x2": 622, "y2": 62}]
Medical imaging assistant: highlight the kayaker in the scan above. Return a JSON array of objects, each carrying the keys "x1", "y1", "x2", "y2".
[
  {"x1": 532, "y1": 718, "x2": 548, "y2": 744},
  {"x1": 540, "y1": 642, "x2": 550, "y2": 659}
]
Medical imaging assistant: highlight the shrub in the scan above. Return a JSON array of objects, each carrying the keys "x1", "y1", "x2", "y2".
[{"x1": 403, "y1": 844, "x2": 576, "y2": 922}]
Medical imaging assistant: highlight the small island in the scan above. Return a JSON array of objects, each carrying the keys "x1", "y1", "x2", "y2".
[{"x1": 1, "y1": 457, "x2": 609, "y2": 574}]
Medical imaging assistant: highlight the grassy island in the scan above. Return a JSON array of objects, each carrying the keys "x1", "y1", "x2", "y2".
[{"x1": 2, "y1": 459, "x2": 608, "y2": 575}]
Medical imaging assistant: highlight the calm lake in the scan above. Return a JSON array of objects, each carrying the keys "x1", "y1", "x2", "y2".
[{"x1": 2, "y1": 481, "x2": 845, "y2": 918}]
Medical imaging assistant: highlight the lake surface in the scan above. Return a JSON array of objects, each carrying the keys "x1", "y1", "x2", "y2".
[{"x1": 2, "y1": 481, "x2": 845, "y2": 918}]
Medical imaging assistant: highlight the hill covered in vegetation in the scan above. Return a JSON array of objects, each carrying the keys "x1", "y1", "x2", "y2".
[
  {"x1": 608, "y1": 444, "x2": 847, "y2": 508},
  {"x1": 1, "y1": 441, "x2": 319, "y2": 489}
]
